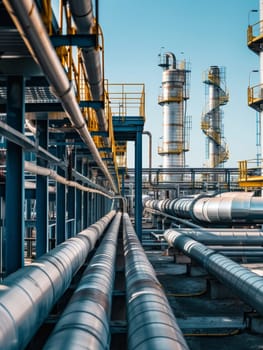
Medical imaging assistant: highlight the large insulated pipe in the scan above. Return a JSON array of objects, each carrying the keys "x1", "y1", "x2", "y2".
[
  {"x1": 3, "y1": 0, "x2": 117, "y2": 193},
  {"x1": 144, "y1": 192, "x2": 263, "y2": 224},
  {"x1": 43, "y1": 212, "x2": 121, "y2": 349},
  {"x1": 0, "y1": 210, "x2": 116, "y2": 350},
  {"x1": 168, "y1": 228, "x2": 263, "y2": 246},
  {"x1": 164, "y1": 229, "x2": 263, "y2": 317},
  {"x1": 123, "y1": 213, "x2": 189, "y2": 350},
  {"x1": 68, "y1": 0, "x2": 107, "y2": 131}
]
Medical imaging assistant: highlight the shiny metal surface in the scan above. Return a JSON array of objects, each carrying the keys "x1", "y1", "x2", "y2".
[
  {"x1": 202, "y1": 66, "x2": 228, "y2": 169},
  {"x1": 143, "y1": 192, "x2": 263, "y2": 224},
  {"x1": 164, "y1": 229, "x2": 263, "y2": 316},
  {"x1": 0, "y1": 210, "x2": 116, "y2": 350},
  {"x1": 159, "y1": 52, "x2": 187, "y2": 182},
  {"x1": 123, "y1": 213, "x2": 189, "y2": 350},
  {"x1": 164, "y1": 228, "x2": 263, "y2": 245},
  {"x1": 3, "y1": 0, "x2": 117, "y2": 193},
  {"x1": 44, "y1": 212, "x2": 121, "y2": 350},
  {"x1": 68, "y1": 0, "x2": 107, "y2": 131}
]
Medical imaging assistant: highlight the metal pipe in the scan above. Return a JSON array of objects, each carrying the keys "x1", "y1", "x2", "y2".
[
  {"x1": 3, "y1": 0, "x2": 117, "y2": 193},
  {"x1": 123, "y1": 213, "x2": 189, "y2": 350},
  {"x1": 43, "y1": 212, "x2": 121, "y2": 349},
  {"x1": 68, "y1": 0, "x2": 107, "y2": 131},
  {"x1": 25, "y1": 161, "x2": 113, "y2": 198},
  {"x1": 0, "y1": 210, "x2": 116, "y2": 350},
  {"x1": 164, "y1": 229, "x2": 263, "y2": 317},
  {"x1": 144, "y1": 192, "x2": 263, "y2": 224},
  {"x1": 165, "y1": 228, "x2": 263, "y2": 245}
]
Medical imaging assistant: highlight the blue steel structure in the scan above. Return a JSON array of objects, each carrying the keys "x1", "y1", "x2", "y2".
[
  {"x1": 0, "y1": 2, "x2": 195, "y2": 349},
  {"x1": 0, "y1": 0, "x2": 145, "y2": 279}
]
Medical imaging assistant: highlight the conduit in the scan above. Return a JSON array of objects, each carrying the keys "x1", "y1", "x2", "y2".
[
  {"x1": 68, "y1": 0, "x2": 107, "y2": 131},
  {"x1": 3, "y1": 0, "x2": 118, "y2": 193},
  {"x1": 25, "y1": 161, "x2": 113, "y2": 199},
  {"x1": 44, "y1": 212, "x2": 121, "y2": 349},
  {"x1": 0, "y1": 210, "x2": 116, "y2": 350},
  {"x1": 123, "y1": 213, "x2": 189, "y2": 350},
  {"x1": 164, "y1": 229, "x2": 263, "y2": 317}
]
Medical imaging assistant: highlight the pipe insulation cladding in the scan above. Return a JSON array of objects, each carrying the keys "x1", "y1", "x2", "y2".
[
  {"x1": 164, "y1": 229, "x2": 263, "y2": 317},
  {"x1": 43, "y1": 212, "x2": 122, "y2": 350},
  {"x1": 0, "y1": 210, "x2": 116, "y2": 350},
  {"x1": 143, "y1": 192, "x2": 263, "y2": 224},
  {"x1": 123, "y1": 213, "x2": 189, "y2": 350}
]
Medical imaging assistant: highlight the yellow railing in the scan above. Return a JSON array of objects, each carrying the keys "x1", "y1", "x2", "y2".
[
  {"x1": 247, "y1": 21, "x2": 263, "y2": 45},
  {"x1": 238, "y1": 159, "x2": 263, "y2": 185},
  {"x1": 248, "y1": 84, "x2": 263, "y2": 105},
  {"x1": 106, "y1": 83, "x2": 145, "y2": 121}
]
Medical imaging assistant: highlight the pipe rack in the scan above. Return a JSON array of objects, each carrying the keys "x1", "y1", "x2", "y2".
[
  {"x1": 0, "y1": 210, "x2": 115, "y2": 350},
  {"x1": 123, "y1": 213, "x2": 189, "y2": 350},
  {"x1": 44, "y1": 212, "x2": 121, "y2": 349},
  {"x1": 3, "y1": 0, "x2": 118, "y2": 193},
  {"x1": 164, "y1": 229, "x2": 263, "y2": 317}
]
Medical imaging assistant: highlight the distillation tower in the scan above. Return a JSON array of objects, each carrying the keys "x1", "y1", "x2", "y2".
[
  {"x1": 158, "y1": 52, "x2": 190, "y2": 184},
  {"x1": 201, "y1": 66, "x2": 229, "y2": 170}
]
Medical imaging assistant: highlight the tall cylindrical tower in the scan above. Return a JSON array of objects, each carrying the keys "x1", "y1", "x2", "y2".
[
  {"x1": 158, "y1": 52, "x2": 190, "y2": 183},
  {"x1": 260, "y1": 0, "x2": 263, "y2": 166},
  {"x1": 201, "y1": 66, "x2": 229, "y2": 169},
  {"x1": 247, "y1": 1, "x2": 263, "y2": 169}
]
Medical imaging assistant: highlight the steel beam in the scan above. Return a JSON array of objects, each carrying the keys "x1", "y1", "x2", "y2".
[
  {"x1": 5, "y1": 76, "x2": 25, "y2": 275},
  {"x1": 36, "y1": 119, "x2": 49, "y2": 256},
  {"x1": 56, "y1": 144, "x2": 66, "y2": 245},
  {"x1": 135, "y1": 130, "x2": 142, "y2": 240}
]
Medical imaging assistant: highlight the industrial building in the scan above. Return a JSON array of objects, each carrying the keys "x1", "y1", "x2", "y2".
[{"x1": 1, "y1": 1, "x2": 263, "y2": 349}]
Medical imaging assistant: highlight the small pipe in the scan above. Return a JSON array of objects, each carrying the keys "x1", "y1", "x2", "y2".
[
  {"x1": 0, "y1": 210, "x2": 116, "y2": 350},
  {"x1": 123, "y1": 213, "x2": 189, "y2": 350},
  {"x1": 165, "y1": 52, "x2": 176, "y2": 69},
  {"x1": 43, "y1": 212, "x2": 121, "y2": 349},
  {"x1": 164, "y1": 229, "x2": 263, "y2": 317},
  {"x1": 25, "y1": 161, "x2": 113, "y2": 198}
]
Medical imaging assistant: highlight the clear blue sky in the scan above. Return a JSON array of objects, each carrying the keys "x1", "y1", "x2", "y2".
[{"x1": 100, "y1": 0, "x2": 259, "y2": 169}]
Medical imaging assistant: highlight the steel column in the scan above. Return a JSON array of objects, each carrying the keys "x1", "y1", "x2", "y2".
[
  {"x1": 82, "y1": 161, "x2": 88, "y2": 228},
  {"x1": 76, "y1": 158, "x2": 82, "y2": 232},
  {"x1": 67, "y1": 148, "x2": 76, "y2": 237},
  {"x1": 36, "y1": 119, "x2": 49, "y2": 257},
  {"x1": 56, "y1": 144, "x2": 66, "y2": 245},
  {"x1": 135, "y1": 130, "x2": 142, "y2": 240},
  {"x1": 5, "y1": 76, "x2": 25, "y2": 275}
]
